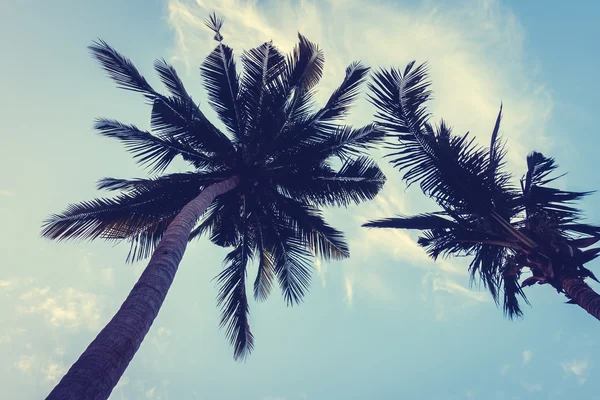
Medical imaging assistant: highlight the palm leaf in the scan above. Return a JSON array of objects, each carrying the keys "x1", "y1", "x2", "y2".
[
  {"x1": 89, "y1": 40, "x2": 155, "y2": 100},
  {"x1": 239, "y1": 41, "x2": 286, "y2": 139},
  {"x1": 279, "y1": 156, "x2": 385, "y2": 207},
  {"x1": 200, "y1": 33, "x2": 242, "y2": 136},
  {"x1": 94, "y1": 118, "x2": 213, "y2": 173},
  {"x1": 271, "y1": 192, "x2": 349, "y2": 260},
  {"x1": 313, "y1": 62, "x2": 370, "y2": 124},
  {"x1": 215, "y1": 231, "x2": 254, "y2": 360},
  {"x1": 364, "y1": 213, "x2": 457, "y2": 230}
]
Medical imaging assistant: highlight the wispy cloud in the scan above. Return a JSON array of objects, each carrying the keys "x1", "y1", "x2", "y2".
[
  {"x1": 429, "y1": 274, "x2": 487, "y2": 303},
  {"x1": 562, "y1": 359, "x2": 589, "y2": 385},
  {"x1": 0, "y1": 190, "x2": 14, "y2": 197},
  {"x1": 344, "y1": 275, "x2": 354, "y2": 307},
  {"x1": 523, "y1": 350, "x2": 532, "y2": 366}
]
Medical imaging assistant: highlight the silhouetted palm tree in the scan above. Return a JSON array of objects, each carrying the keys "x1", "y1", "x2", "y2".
[
  {"x1": 364, "y1": 61, "x2": 600, "y2": 322},
  {"x1": 42, "y1": 14, "x2": 385, "y2": 400}
]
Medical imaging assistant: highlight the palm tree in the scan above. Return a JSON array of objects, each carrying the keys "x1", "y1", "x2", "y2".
[
  {"x1": 364, "y1": 61, "x2": 600, "y2": 322},
  {"x1": 41, "y1": 14, "x2": 385, "y2": 400}
]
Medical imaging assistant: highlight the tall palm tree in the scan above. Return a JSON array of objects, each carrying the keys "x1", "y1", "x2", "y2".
[
  {"x1": 364, "y1": 61, "x2": 600, "y2": 321},
  {"x1": 42, "y1": 14, "x2": 385, "y2": 400}
]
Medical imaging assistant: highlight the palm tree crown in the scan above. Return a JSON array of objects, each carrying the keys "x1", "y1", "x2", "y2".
[
  {"x1": 365, "y1": 61, "x2": 600, "y2": 319},
  {"x1": 42, "y1": 14, "x2": 385, "y2": 359}
]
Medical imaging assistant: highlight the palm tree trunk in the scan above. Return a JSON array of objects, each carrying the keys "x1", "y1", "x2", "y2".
[
  {"x1": 47, "y1": 176, "x2": 240, "y2": 400},
  {"x1": 561, "y1": 276, "x2": 600, "y2": 321}
]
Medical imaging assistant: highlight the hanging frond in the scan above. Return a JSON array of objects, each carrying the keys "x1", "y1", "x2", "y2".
[
  {"x1": 271, "y1": 192, "x2": 349, "y2": 260},
  {"x1": 215, "y1": 233, "x2": 254, "y2": 360},
  {"x1": 253, "y1": 220, "x2": 276, "y2": 302},
  {"x1": 502, "y1": 259, "x2": 529, "y2": 318}
]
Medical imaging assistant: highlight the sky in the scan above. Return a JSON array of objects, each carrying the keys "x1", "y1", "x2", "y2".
[{"x1": 1, "y1": 0, "x2": 600, "y2": 399}]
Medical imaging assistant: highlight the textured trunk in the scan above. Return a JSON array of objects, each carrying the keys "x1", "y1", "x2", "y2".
[
  {"x1": 47, "y1": 176, "x2": 239, "y2": 400},
  {"x1": 561, "y1": 276, "x2": 600, "y2": 321}
]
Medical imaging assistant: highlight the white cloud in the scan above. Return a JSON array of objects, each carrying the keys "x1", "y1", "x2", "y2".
[
  {"x1": 500, "y1": 364, "x2": 510, "y2": 375},
  {"x1": 522, "y1": 382, "x2": 542, "y2": 392},
  {"x1": 562, "y1": 359, "x2": 589, "y2": 385},
  {"x1": 15, "y1": 355, "x2": 36, "y2": 374},
  {"x1": 166, "y1": 0, "x2": 553, "y2": 307},
  {"x1": 0, "y1": 280, "x2": 12, "y2": 288},
  {"x1": 0, "y1": 190, "x2": 14, "y2": 196},
  {"x1": 146, "y1": 387, "x2": 156, "y2": 398},
  {"x1": 522, "y1": 350, "x2": 532, "y2": 365},
  {"x1": 19, "y1": 287, "x2": 103, "y2": 331}
]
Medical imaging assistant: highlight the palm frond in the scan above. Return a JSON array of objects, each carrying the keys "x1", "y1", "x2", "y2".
[
  {"x1": 41, "y1": 174, "x2": 207, "y2": 261},
  {"x1": 313, "y1": 62, "x2": 370, "y2": 124},
  {"x1": 215, "y1": 232, "x2": 254, "y2": 360},
  {"x1": 274, "y1": 236, "x2": 314, "y2": 305},
  {"x1": 502, "y1": 259, "x2": 529, "y2": 318},
  {"x1": 274, "y1": 34, "x2": 325, "y2": 138},
  {"x1": 271, "y1": 192, "x2": 349, "y2": 260},
  {"x1": 96, "y1": 172, "x2": 221, "y2": 192},
  {"x1": 368, "y1": 61, "x2": 432, "y2": 134},
  {"x1": 256, "y1": 203, "x2": 314, "y2": 305},
  {"x1": 89, "y1": 40, "x2": 155, "y2": 100},
  {"x1": 521, "y1": 152, "x2": 591, "y2": 219},
  {"x1": 364, "y1": 213, "x2": 457, "y2": 230},
  {"x1": 154, "y1": 58, "x2": 191, "y2": 100},
  {"x1": 200, "y1": 39, "x2": 242, "y2": 136},
  {"x1": 253, "y1": 221, "x2": 276, "y2": 302},
  {"x1": 239, "y1": 41, "x2": 286, "y2": 139},
  {"x1": 94, "y1": 118, "x2": 212, "y2": 173},
  {"x1": 279, "y1": 156, "x2": 386, "y2": 207},
  {"x1": 150, "y1": 96, "x2": 233, "y2": 155},
  {"x1": 284, "y1": 33, "x2": 325, "y2": 93},
  {"x1": 188, "y1": 191, "x2": 240, "y2": 246}
]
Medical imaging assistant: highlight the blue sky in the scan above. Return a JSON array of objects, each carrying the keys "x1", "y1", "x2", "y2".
[{"x1": 1, "y1": 0, "x2": 600, "y2": 399}]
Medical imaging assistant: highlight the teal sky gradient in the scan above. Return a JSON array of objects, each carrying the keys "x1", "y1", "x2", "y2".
[{"x1": 1, "y1": 1, "x2": 600, "y2": 399}]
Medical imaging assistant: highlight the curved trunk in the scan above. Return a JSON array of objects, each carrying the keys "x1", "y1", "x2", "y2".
[
  {"x1": 47, "y1": 176, "x2": 240, "y2": 400},
  {"x1": 561, "y1": 276, "x2": 600, "y2": 321}
]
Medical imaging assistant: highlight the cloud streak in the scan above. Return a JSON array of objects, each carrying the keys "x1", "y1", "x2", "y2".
[{"x1": 562, "y1": 359, "x2": 589, "y2": 385}]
